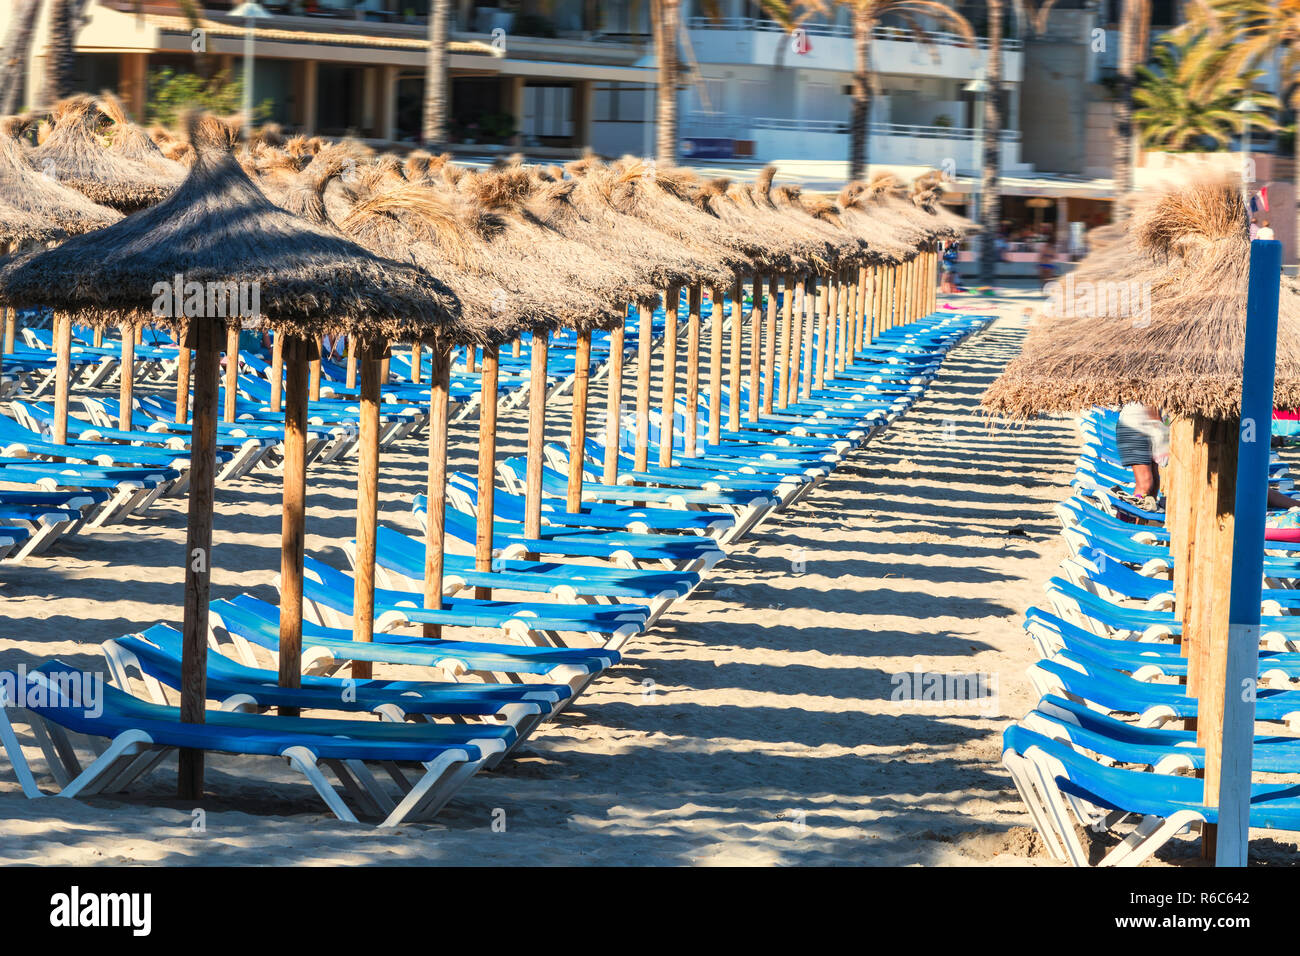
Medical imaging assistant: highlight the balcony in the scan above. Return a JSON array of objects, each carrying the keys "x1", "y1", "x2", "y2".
[
  {"x1": 683, "y1": 111, "x2": 1025, "y2": 172},
  {"x1": 685, "y1": 17, "x2": 1023, "y2": 83}
]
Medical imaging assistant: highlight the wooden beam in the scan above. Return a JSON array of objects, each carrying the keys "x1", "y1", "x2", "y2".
[
  {"x1": 660, "y1": 285, "x2": 680, "y2": 468},
  {"x1": 747, "y1": 275, "x2": 761, "y2": 423},
  {"x1": 1, "y1": 305, "x2": 14, "y2": 354},
  {"x1": 423, "y1": 345, "x2": 451, "y2": 640},
  {"x1": 524, "y1": 333, "x2": 549, "y2": 537},
  {"x1": 268, "y1": 330, "x2": 283, "y2": 415},
  {"x1": 177, "y1": 319, "x2": 222, "y2": 800},
  {"x1": 410, "y1": 342, "x2": 423, "y2": 384},
  {"x1": 308, "y1": 337, "x2": 322, "y2": 401},
  {"x1": 567, "y1": 331, "x2": 592, "y2": 511},
  {"x1": 351, "y1": 340, "x2": 383, "y2": 681},
  {"x1": 223, "y1": 322, "x2": 240, "y2": 423},
  {"x1": 684, "y1": 284, "x2": 702, "y2": 457},
  {"x1": 175, "y1": 321, "x2": 192, "y2": 424},
  {"x1": 799, "y1": 278, "x2": 815, "y2": 402},
  {"x1": 822, "y1": 275, "x2": 837, "y2": 385},
  {"x1": 345, "y1": 336, "x2": 357, "y2": 390},
  {"x1": 52, "y1": 313, "x2": 71, "y2": 446},
  {"x1": 603, "y1": 318, "x2": 625, "y2": 484},
  {"x1": 814, "y1": 279, "x2": 829, "y2": 391},
  {"x1": 708, "y1": 286, "x2": 724, "y2": 445},
  {"x1": 776, "y1": 274, "x2": 793, "y2": 411},
  {"x1": 634, "y1": 302, "x2": 653, "y2": 471},
  {"x1": 729, "y1": 278, "x2": 743, "y2": 430},
  {"x1": 118, "y1": 320, "x2": 136, "y2": 432},
  {"x1": 762, "y1": 273, "x2": 778, "y2": 415},
  {"x1": 475, "y1": 345, "x2": 499, "y2": 598},
  {"x1": 278, "y1": 335, "x2": 312, "y2": 712}
]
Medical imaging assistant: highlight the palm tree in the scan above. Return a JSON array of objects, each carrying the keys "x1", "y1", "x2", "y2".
[
  {"x1": 810, "y1": 2, "x2": 975, "y2": 179},
  {"x1": 654, "y1": 0, "x2": 682, "y2": 164},
  {"x1": 1112, "y1": 0, "x2": 1150, "y2": 221},
  {"x1": 1182, "y1": 0, "x2": 1300, "y2": 242},
  {"x1": 1134, "y1": 34, "x2": 1279, "y2": 150},
  {"x1": 422, "y1": 0, "x2": 452, "y2": 146},
  {"x1": 45, "y1": 0, "x2": 77, "y2": 105},
  {"x1": 0, "y1": 0, "x2": 41, "y2": 115}
]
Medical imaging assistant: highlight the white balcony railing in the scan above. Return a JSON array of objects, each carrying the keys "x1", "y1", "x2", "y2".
[
  {"x1": 682, "y1": 112, "x2": 1023, "y2": 170},
  {"x1": 685, "y1": 16, "x2": 1022, "y2": 52}
]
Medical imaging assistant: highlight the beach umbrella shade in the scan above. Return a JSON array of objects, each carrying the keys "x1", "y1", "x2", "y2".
[{"x1": 0, "y1": 113, "x2": 462, "y2": 798}]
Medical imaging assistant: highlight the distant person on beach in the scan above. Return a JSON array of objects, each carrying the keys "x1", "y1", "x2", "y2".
[
  {"x1": 941, "y1": 241, "x2": 962, "y2": 293},
  {"x1": 1116, "y1": 403, "x2": 1169, "y2": 504},
  {"x1": 1258, "y1": 220, "x2": 1276, "y2": 240},
  {"x1": 1250, "y1": 218, "x2": 1261, "y2": 240}
]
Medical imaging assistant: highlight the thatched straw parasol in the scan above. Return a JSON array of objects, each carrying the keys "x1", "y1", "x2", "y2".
[
  {"x1": 0, "y1": 113, "x2": 466, "y2": 800},
  {"x1": 0, "y1": 114, "x2": 121, "y2": 246},
  {"x1": 30, "y1": 96, "x2": 180, "y2": 212},
  {"x1": 97, "y1": 93, "x2": 187, "y2": 185},
  {"x1": 982, "y1": 178, "x2": 1300, "y2": 422},
  {"x1": 983, "y1": 177, "x2": 1296, "y2": 850}
]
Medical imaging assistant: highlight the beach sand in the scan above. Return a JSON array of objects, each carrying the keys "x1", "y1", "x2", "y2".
[{"x1": 3, "y1": 287, "x2": 1283, "y2": 866}]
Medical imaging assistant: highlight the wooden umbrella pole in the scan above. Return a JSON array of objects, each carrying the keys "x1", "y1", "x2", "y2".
[
  {"x1": 826, "y1": 274, "x2": 841, "y2": 380},
  {"x1": 799, "y1": 278, "x2": 816, "y2": 402},
  {"x1": 422, "y1": 345, "x2": 452, "y2": 640},
  {"x1": 603, "y1": 317, "x2": 625, "y2": 484},
  {"x1": 512, "y1": 337, "x2": 523, "y2": 359},
  {"x1": 895, "y1": 263, "x2": 906, "y2": 327},
  {"x1": 747, "y1": 275, "x2": 762, "y2": 423},
  {"x1": 853, "y1": 265, "x2": 868, "y2": 359},
  {"x1": 708, "y1": 286, "x2": 724, "y2": 445},
  {"x1": 351, "y1": 340, "x2": 383, "y2": 681},
  {"x1": 118, "y1": 320, "x2": 136, "y2": 432},
  {"x1": 728, "y1": 278, "x2": 743, "y2": 430},
  {"x1": 468, "y1": 346, "x2": 479, "y2": 373},
  {"x1": 268, "y1": 329, "x2": 283, "y2": 414},
  {"x1": 278, "y1": 335, "x2": 311, "y2": 712},
  {"x1": 684, "y1": 284, "x2": 702, "y2": 457},
  {"x1": 1169, "y1": 416, "x2": 1196, "y2": 662},
  {"x1": 345, "y1": 336, "x2": 357, "y2": 390},
  {"x1": 410, "y1": 342, "x2": 422, "y2": 384},
  {"x1": 175, "y1": 321, "x2": 192, "y2": 424},
  {"x1": 774, "y1": 277, "x2": 795, "y2": 411},
  {"x1": 786, "y1": 276, "x2": 803, "y2": 408},
  {"x1": 634, "y1": 302, "x2": 653, "y2": 471},
  {"x1": 474, "y1": 345, "x2": 499, "y2": 599},
  {"x1": 660, "y1": 285, "x2": 681, "y2": 468},
  {"x1": 567, "y1": 331, "x2": 592, "y2": 511},
  {"x1": 379, "y1": 347, "x2": 390, "y2": 387},
  {"x1": 762, "y1": 272, "x2": 778, "y2": 415},
  {"x1": 814, "y1": 279, "x2": 830, "y2": 391},
  {"x1": 308, "y1": 337, "x2": 322, "y2": 402},
  {"x1": 1187, "y1": 417, "x2": 1218, "y2": 705},
  {"x1": 178, "y1": 319, "x2": 222, "y2": 800},
  {"x1": 871, "y1": 265, "x2": 884, "y2": 345},
  {"x1": 93, "y1": 326, "x2": 103, "y2": 347},
  {"x1": 524, "y1": 333, "x2": 550, "y2": 537},
  {"x1": 776, "y1": 273, "x2": 793, "y2": 410},
  {"x1": 2, "y1": 305, "x2": 14, "y2": 353},
  {"x1": 52, "y1": 312, "x2": 71, "y2": 446},
  {"x1": 836, "y1": 270, "x2": 849, "y2": 374},
  {"x1": 222, "y1": 322, "x2": 240, "y2": 423}
]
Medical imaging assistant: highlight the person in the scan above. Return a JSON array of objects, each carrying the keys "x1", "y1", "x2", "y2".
[
  {"x1": 1115, "y1": 403, "x2": 1169, "y2": 505},
  {"x1": 1258, "y1": 219, "x2": 1276, "y2": 240},
  {"x1": 1250, "y1": 218, "x2": 1261, "y2": 240},
  {"x1": 941, "y1": 241, "x2": 961, "y2": 293},
  {"x1": 1037, "y1": 242, "x2": 1057, "y2": 283}
]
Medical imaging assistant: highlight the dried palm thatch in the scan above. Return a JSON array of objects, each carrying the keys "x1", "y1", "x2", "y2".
[
  {"x1": 0, "y1": 113, "x2": 472, "y2": 347},
  {"x1": 97, "y1": 93, "x2": 187, "y2": 185},
  {"x1": 30, "y1": 96, "x2": 179, "y2": 212},
  {"x1": 983, "y1": 176, "x2": 1300, "y2": 421},
  {"x1": 0, "y1": 114, "x2": 122, "y2": 246}
]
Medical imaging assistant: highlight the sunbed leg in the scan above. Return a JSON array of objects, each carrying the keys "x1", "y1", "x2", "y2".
[
  {"x1": 379, "y1": 750, "x2": 474, "y2": 828},
  {"x1": 0, "y1": 704, "x2": 45, "y2": 797},
  {"x1": 283, "y1": 746, "x2": 358, "y2": 823}
]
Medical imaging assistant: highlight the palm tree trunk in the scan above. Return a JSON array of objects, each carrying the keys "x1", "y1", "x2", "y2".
[
  {"x1": 849, "y1": 9, "x2": 874, "y2": 180},
  {"x1": 978, "y1": 0, "x2": 1004, "y2": 284},
  {"x1": 422, "y1": 0, "x2": 452, "y2": 146},
  {"x1": 655, "y1": 0, "x2": 680, "y2": 165},
  {"x1": 1111, "y1": 0, "x2": 1137, "y2": 222},
  {"x1": 45, "y1": 0, "x2": 77, "y2": 105},
  {"x1": 0, "y1": 0, "x2": 41, "y2": 115}
]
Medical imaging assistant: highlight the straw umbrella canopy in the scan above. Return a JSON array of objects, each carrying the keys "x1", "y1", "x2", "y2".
[
  {"x1": 97, "y1": 93, "x2": 188, "y2": 185},
  {"x1": 0, "y1": 115, "x2": 122, "y2": 246},
  {"x1": 982, "y1": 180, "x2": 1300, "y2": 421},
  {"x1": 0, "y1": 113, "x2": 463, "y2": 798},
  {"x1": 982, "y1": 176, "x2": 1298, "y2": 857},
  {"x1": 30, "y1": 96, "x2": 180, "y2": 212}
]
